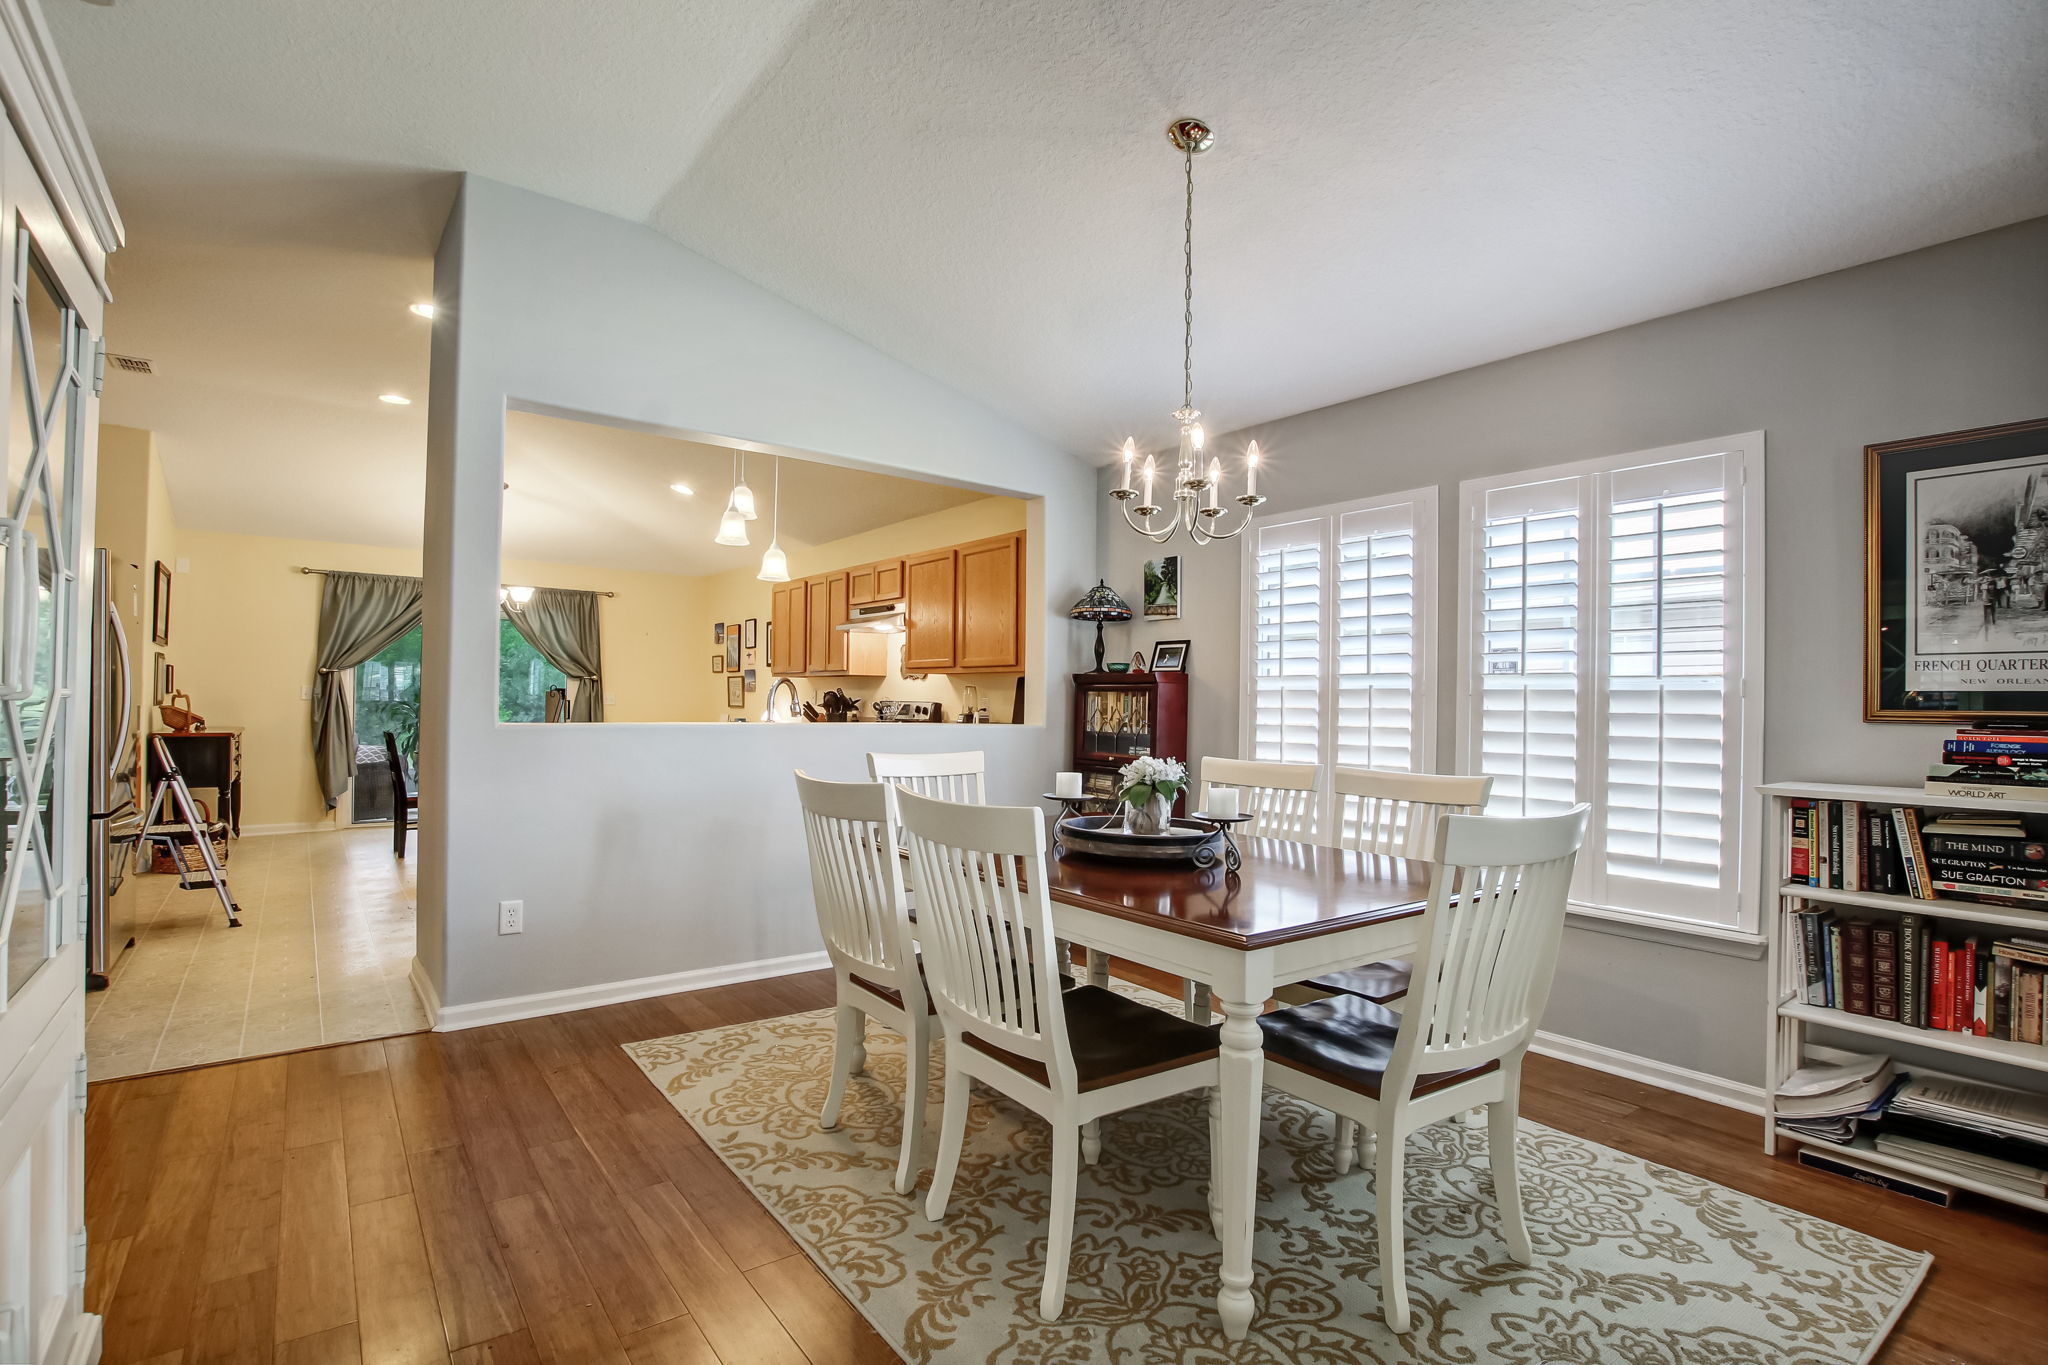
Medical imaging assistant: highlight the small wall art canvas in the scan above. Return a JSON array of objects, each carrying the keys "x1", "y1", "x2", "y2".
[
  {"x1": 1143, "y1": 554, "x2": 1181, "y2": 620},
  {"x1": 727, "y1": 675, "x2": 746, "y2": 708},
  {"x1": 726, "y1": 627, "x2": 742, "y2": 672}
]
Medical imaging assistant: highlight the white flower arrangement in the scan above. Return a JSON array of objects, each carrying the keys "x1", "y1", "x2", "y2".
[{"x1": 1118, "y1": 755, "x2": 1188, "y2": 806}]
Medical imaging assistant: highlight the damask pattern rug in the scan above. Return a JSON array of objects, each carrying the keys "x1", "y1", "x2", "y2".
[{"x1": 624, "y1": 999, "x2": 1928, "y2": 1364}]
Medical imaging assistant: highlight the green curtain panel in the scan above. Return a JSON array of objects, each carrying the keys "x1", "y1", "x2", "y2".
[
  {"x1": 312, "y1": 572, "x2": 424, "y2": 807},
  {"x1": 504, "y1": 587, "x2": 604, "y2": 722}
]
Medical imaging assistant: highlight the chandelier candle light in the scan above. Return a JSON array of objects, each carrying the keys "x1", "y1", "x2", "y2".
[{"x1": 1111, "y1": 117, "x2": 1266, "y2": 545}]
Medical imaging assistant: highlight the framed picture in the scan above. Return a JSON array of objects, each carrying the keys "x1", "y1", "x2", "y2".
[
  {"x1": 744, "y1": 617, "x2": 759, "y2": 649},
  {"x1": 715, "y1": 622, "x2": 725, "y2": 645},
  {"x1": 1150, "y1": 639, "x2": 1189, "y2": 671},
  {"x1": 1143, "y1": 554, "x2": 1181, "y2": 620},
  {"x1": 1867, "y1": 417, "x2": 2048, "y2": 721},
  {"x1": 744, "y1": 667, "x2": 758, "y2": 693},
  {"x1": 153, "y1": 652, "x2": 169, "y2": 705},
  {"x1": 712, "y1": 655, "x2": 724, "y2": 674},
  {"x1": 151, "y1": 560, "x2": 172, "y2": 645},
  {"x1": 725, "y1": 627, "x2": 742, "y2": 673},
  {"x1": 726, "y1": 675, "x2": 746, "y2": 708}
]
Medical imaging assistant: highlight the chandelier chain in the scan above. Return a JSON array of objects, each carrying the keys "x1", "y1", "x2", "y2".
[{"x1": 1182, "y1": 143, "x2": 1195, "y2": 415}]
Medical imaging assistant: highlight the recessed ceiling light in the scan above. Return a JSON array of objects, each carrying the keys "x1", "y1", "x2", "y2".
[
  {"x1": 409, "y1": 303, "x2": 437, "y2": 319},
  {"x1": 378, "y1": 393, "x2": 412, "y2": 405},
  {"x1": 669, "y1": 482, "x2": 694, "y2": 496}
]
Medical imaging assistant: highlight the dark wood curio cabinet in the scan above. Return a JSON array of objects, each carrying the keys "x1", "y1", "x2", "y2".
[{"x1": 1069, "y1": 670, "x2": 1190, "y2": 812}]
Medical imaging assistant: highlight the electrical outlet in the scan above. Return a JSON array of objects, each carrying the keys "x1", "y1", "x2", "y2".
[
  {"x1": 301, "y1": 685, "x2": 313, "y2": 701},
  {"x1": 498, "y1": 900, "x2": 523, "y2": 935}
]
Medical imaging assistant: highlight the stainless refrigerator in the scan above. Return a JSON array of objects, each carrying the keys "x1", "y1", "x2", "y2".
[{"x1": 87, "y1": 547, "x2": 141, "y2": 988}]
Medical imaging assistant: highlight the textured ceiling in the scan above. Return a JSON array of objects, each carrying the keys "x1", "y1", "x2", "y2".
[
  {"x1": 47, "y1": 0, "x2": 2048, "y2": 545},
  {"x1": 501, "y1": 410, "x2": 989, "y2": 577}
]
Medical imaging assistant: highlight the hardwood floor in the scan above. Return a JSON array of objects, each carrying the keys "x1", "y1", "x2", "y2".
[{"x1": 86, "y1": 964, "x2": 2048, "y2": 1364}]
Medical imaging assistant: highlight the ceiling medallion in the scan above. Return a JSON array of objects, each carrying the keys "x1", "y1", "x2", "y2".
[{"x1": 1111, "y1": 117, "x2": 1265, "y2": 545}]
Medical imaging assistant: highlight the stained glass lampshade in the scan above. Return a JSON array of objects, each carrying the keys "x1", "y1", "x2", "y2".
[{"x1": 1069, "y1": 581, "x2": 1133, "y2": 672}]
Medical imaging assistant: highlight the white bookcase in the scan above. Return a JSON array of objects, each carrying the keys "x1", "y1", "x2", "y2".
[{"x1": 1760, "y1": 780, "x2": 2048, "y2": 1215}]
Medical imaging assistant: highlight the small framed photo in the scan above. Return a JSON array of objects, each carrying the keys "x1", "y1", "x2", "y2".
[
  {"x1": 1150, "y1": 639, "x2": 1190, "y2": 672},
  {"x1": 712, "y1": 655, "x2": 724, "y2": 674},
  {"x1": 726, "y1": 675, "x2": 746, "y2": 708},
  {"x1": 725, "y1": 627, "x2": 742, "y2": 673},
  {"x1": 1143, "y1": 554, "x2": 1181, "y2": 620},
  {"x1": 151, "y1": 560, "x2": 172, "y2": 645},
  {"x1": 744, "y1": 618, "x2": 759, "y2": 649},
  {"x1": 744, "y1": 667, "x2": 758, "y2": 693},
  {"x1": 714, "y1": 622, "x2": 725, "y2": 645}
]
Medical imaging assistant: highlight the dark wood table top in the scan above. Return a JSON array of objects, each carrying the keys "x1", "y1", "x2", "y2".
[{"x1": 1045, "y1": 836, "x2": 1432, "y2": 948}]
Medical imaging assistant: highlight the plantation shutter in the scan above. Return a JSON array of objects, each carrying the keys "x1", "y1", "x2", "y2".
[
  {"x1": 1251, "y1": 517, "x2": 1324, "y2": 765},
  {"x1": 1599, "y1": 453, "x2": 1734, "y2": 919},
  {"x1": 1334, "y1": 504, "x2": 1421, "y2": 772},
  {"x1": 1477, "y1": 478, "x2": 1582, "y2": 817}
]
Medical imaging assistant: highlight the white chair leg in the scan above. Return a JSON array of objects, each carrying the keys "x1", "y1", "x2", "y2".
[
  {"x1": 1041, "y1": 1123, "x2": 1081, "y2": 1321},
  {"x1": 1087, "y1": 948, "x2": 1110, "y2": 988},
  {"x1": 1181, "y1": 979, "x2": 1213, "y2": 1024},
  {"x1": 894, "y1": 1021, "x2": 932, "y2": 1195},
  {"x1": 925, "y1": 1056, "x2": 971, "y2": 1220},
  {"x1": 1489, "y1": 1079, "x2": 1532, "y2": 1263},
  {"x1": 1460, "y1": 1105, "x2": 1485, "y2": 1128},
  {"x1": 1081, "y1": 1117, "x2": 1101, "y2": 1166},
  {"x1": 1373, "y1": 1128, "x2": 1411, "y2": 1334},
  {"x1": 820, "y1": 1003, "x2": 863, "y2": 1130},
  {"x1": 1333, "y1": 1115, "x2": 1358, "y2": 1175}
]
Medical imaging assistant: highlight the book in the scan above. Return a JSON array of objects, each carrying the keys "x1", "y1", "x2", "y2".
[
  {"x1": 1948, "y1": 735, "x2": 2048, "y2": 757},
  {"x1": 1844, "y1": 920, "x2": 1874, "y2": 1016},
  {"x1": 1931, "y1": 879, "x2": 2048, "y2": 903},
  {"x1": 1923, "y1": 857, "x2": 2048, "y2": 887},
  {"x1": 1992, "y1": 940, "x2": 2048, "y2": 970},
  {"x1": 1900, "y1": 913, "x2": 1927, "y2": 1028},
  {"x1": 2020, "y1": 967, "x2": 2044, "y2": 1046},
  {"x1": 1922, "y1": 831, "x2": 2046, "y2": 861},
  {"x1": 1828, "y1": 920, "x2": 1846, "y2": 1010},
  {"x1": 1931, "y1": 940, "x2": 1951, "y2": 1031},
  {"x1": 1844, "y1": 801, "x2": 1862, "y2": 891},
  {"x1": 1994, "y1": 954, "x2": 2014, "y2": 1040},
  {"x1": 1957, "y1": 938, "x2": 1978, "y2": 1034},
  {"x1": 1799, "y1": 909, "x2": 1830, "y2": 1006},
  {"x1": 1975, "y1": 944, "x2": 1992, "y2": 1035},
  {"x1": 1873, "y1": 1132, "x2": 2048, "y2": 1197},
  {"x1": 1925, "y1": 780, "x2": 2048, "y2": 805},
  {"x1": 1793, "y1": 1146, "x2": 1954, "y2": 1206},
  {"x1": 1894, "y1": 807, "x2": 1936, "y2": 899},
  {"x1": 1819, "y1": 801, "x2": 1836, "y2": 889},
  {"x1": 1872, "y1": 922, "x2": 1901, "y2": 1022}
]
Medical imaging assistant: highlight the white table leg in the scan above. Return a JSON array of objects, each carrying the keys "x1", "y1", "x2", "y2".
[
  {"x1": 1214, "y1": 995, "x2": 1262, "y2": 1341},
  {"x1": 1181, "y1": 979, "x2": 1213, "y2": 1023},
  {"x1": 1087, "y1": 948, "x2": 1110, "y2": 989}
]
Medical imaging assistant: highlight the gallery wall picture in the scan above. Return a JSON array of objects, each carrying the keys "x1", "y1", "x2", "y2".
[
  {"x1": 1867, "y1": 417, "x2": 2048, "y2": 721},
  {"x1": 713, "y1": 655, "x2": 724, "y2": 673},
  {"x1": 725, "y1": 627, "x2": 742, "y2": 672},
  {"x1": 1150, "y1": 639, "x2": 1190, "y2": 671},
  {"x1": 1143, "y1": 554, "x2": 1181, "y2": 619},
  {"x1": 153, "y1": 652, "x2": 168, "y2": 705},
  {"x1": 744, "y1": 667, "x2": 758, "y2": 692},
  {"x1": 151, "y1": 560, "x2": 172, "y2": 645},
  {"x1": 715, "y1": 622, "x2": 725, "y2": 645},
  {"x1": 727, "y1": 675, "x2": 746, "y2": 708},
  {"x1": 744, "y1": 618, "x2": 759, "y2": 649}
]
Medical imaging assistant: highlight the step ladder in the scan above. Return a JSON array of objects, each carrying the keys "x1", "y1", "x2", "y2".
[{"x1": 142, "y1": 733, "x2": 240, "y2": 927}]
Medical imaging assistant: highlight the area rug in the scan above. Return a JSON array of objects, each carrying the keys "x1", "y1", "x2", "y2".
[{"x1": 624, "y1": 995, "x2": 1929, "y2": 1364}]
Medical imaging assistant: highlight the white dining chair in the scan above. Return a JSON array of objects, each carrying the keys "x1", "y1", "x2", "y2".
[
  {"x1": 898, "y1": 789, "x2": 1222, "y2": 1321},
  {"x1": 867, "y1": 749, "x2": 988, "y2": 805},
  {"x1": 1312, "y1": 767, "x2": 1494, "y2": 1171},
  {"x1": 1181, "y1": 756, "x2": 1325, "y2": 1020},
  {"x1": 1256, "y1": 804, "x2": 1589, "y2": 1335},
  {"x1": 794, "y1": 771, "x2": 935, "y2": 1195}
]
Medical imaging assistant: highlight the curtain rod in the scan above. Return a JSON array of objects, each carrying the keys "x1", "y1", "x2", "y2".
[{"x1": 293, "y1": 566, "x2": 616, "y2": 598}]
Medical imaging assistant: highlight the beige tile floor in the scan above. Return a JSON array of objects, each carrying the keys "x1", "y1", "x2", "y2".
[{"x1": 85, "y1": 825, "x2": 429, "y2": 1079}]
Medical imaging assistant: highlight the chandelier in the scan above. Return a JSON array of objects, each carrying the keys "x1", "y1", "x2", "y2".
[{"x1": 1111, "y1": 117, "x2": 1265, "y2": 545}]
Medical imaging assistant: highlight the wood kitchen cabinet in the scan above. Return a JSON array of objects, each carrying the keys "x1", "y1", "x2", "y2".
[
  {"x1": 955, "y1": 532, "x2": 1024, "y2": 671},
  {"x1": 805, "y1": 572, "x2": 851, "y2": 674},
  {"x1": 902, "y1": 549, "x2": 959, "y2": 671},
  {"x1": 847, "y1": 558, "x2": 904, "y2": 606},
  {"x1": 771, "y1": 580, "x2": 807, "y2": 674}
]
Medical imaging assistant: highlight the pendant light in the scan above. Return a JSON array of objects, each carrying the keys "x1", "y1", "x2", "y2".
[
  {"x1": 731, "y1": 450, "x2": 758, "y2": 519},
  {"x1": 756, "y1": 454, "x2": 790, "y2": 582},
  {"x1": 715, "y1": 448, "x2": 750, "y2": 546}
]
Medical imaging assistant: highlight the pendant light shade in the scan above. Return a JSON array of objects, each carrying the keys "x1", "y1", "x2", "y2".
[
  {"x1": 756, "y1": 455, "x2": 790, "y2": 581},
  {"x1": 716, "y1": 507, "x2": 749, "y2": 546},
  {"x1": 731, "y1": 450, "x2": 758, "y2": 519}
]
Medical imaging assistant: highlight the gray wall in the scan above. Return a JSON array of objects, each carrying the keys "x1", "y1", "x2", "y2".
[
  {"x1": 1096, "y1": 216, "x2": 2048, "y2": 1087},
  {"x1": 420, "y1": 176, "x2": 1098, "y2": 1014}
]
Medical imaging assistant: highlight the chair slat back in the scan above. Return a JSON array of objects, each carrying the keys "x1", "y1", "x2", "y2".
[
  {"x1": 895, "y1": 789, "x2": 1073, "y2": 1089},
  {"x1": 1383, "y1": 805, "x2": 1589, "y2": 1094},
  {"x1": 1199, "y1": 756, "x2": 1321, "y2": 843},
  {"x1": 794, "y1": 772, "x2": 917, "y2": 997},
  {"x1": 867, "y1": 750, "x2": 988, "y2": 806},
  {"x1": 1334, "y1": 767, "x2": 1493, "y2": 858}
]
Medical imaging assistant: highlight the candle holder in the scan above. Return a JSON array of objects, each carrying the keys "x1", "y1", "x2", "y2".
[{"x1": 1185, "y1": 811, "x2": 1252, "y2": 870}]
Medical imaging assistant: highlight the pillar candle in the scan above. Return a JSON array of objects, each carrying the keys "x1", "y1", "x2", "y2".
[
  {"x1": 1055, "y1": 771, "x2": 1084, "y2": 799},
  {"x1": 1209, "y1": 786, "x2": 1240, "y2": 819}
]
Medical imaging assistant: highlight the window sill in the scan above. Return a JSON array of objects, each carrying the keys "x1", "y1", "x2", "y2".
[{"x1": 1565, "y1": 902, "x2": 1767, "y2": 959}]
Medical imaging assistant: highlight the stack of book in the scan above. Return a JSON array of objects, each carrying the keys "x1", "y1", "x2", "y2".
[
  {"x1": 1784, "y1": 799, "x2": 2048, "y2": 909},
  {"x1": 1789, "y1": 907, "x2": 2048, "y2": 1043},
  {"x1": 1875, "y1": 1075, "x2": 2048, "y2": 1198},
  {"x1": 1772, "y1": 1052, "x2": 1901, "y2": 1145},
  {"x1": 1927, "y1": 724, "x2": 2048, "y2": 801},
  {"x1": 1918, "y1": 811, "x2": 2048, "y2": 909}
]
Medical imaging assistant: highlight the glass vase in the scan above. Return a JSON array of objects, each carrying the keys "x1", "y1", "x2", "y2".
[{"x1": 1123, "y1": 791, "x2": 1172, "y2": 836}]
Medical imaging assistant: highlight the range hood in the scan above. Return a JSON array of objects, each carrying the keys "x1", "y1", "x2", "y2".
[{"x1": 837, "y1": 602, "x2": 906, "y2": 633}]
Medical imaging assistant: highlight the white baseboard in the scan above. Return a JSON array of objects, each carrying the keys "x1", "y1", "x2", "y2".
[
  {"x1": 409, "y1": 957, "x2": 442, "y2": 1029},
  {"x1": 236, "y1": 821, "x2": 333, "y2": 837},
  {"x1": 1531, "y1": 1029, "x2": 1765, "y2": 1114},
  {"x1": 429, "y1": 950, "x2": 832, "y2": 1033}
]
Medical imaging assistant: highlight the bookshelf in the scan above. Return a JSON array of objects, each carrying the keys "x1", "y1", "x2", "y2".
[{"x1": 1760, "y1": 780, "x2": 2048, "y2": 1214}]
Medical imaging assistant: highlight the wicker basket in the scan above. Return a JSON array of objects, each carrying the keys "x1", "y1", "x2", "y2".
[{"x1": 149, "y1": 797, "x2": 229, "y2": 875}]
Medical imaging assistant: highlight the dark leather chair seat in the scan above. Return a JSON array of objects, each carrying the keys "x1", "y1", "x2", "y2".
[
  {"x1": 960, "y1": 985, "x2": 1219, "y2": 1091},
  {"x1": 849, "y1": 970, "x2": 938, "y2": 1015},
  {"x1": 1259, "y1": 995, "x2": 1496, "y2": 1100},
  {"x1": 1301, "y1": 959, "x2": 1412, "y2": 1004}
]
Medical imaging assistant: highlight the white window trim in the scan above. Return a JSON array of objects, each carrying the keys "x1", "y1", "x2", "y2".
[
  {"x1": 1239, "y1": 486, "x2": 1440, "y2": 835},
  {"x1": 1456, "y1": 432, "x2": 1767, "y2": 941}
]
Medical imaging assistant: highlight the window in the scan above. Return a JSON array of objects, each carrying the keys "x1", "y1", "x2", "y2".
[
  {"x1": 352, "y1": 625, "x2": 422, "y2": 824},
  {"x1": 499, "y1": 617, "x2": 568, "y2": 722},
  {"x1": 1245, "y1": 489, "x2": 1437, "y2": 833},
  {"x1": 1459, "y1": 433, "x2": 1764, "y2": 937}
]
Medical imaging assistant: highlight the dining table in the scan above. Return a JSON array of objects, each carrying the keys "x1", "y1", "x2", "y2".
[{"x1": 1042, "y1": 834, "x2": 1433, "y2": 1343}]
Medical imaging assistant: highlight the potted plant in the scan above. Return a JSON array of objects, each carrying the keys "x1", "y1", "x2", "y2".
[{"x1": 1118, "y1": 755, "x2": 1187, "y2": 836}]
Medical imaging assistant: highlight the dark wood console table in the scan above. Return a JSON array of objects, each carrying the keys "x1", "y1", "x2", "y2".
[{"x1": 147, "y1": 729, "x2": 243, "y2": 837}]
